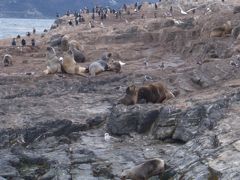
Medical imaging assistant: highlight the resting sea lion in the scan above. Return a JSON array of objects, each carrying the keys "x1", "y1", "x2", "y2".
[
  {"x1": 119, "y1": 82, "x2": 175, "y2": 105},
  {"x1": 3, "y1": 54, "x2": 13, "y2": 67},
  {"x1": 121, "y1": 158, "x2": 165, "y2": 180},
  {"x1": 69, "y1": 44, "x2": 86, "y2": 63},
  {"x1": 108, "y1": 61, "x2": 121, "y2": 73},
  {"x1": 62, "y1": 50, "x2": 87, "y2": 77},
  {"x1": 43, "y1": 47, "x2": 62, "y2": 74},
  {"x1": 88, "y1": 52, "x2": 112, "y2": 76},
  {"x1": 210, "y1": 21, "x2": 232, "y2": 37}
]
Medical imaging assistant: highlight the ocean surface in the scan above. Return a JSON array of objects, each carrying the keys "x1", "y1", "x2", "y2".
[{"x1": 0, "y1": 18, "x2": 54, "y2": 39}]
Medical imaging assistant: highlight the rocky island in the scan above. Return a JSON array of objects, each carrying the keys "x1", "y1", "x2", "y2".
[{"x1": 0, "y1": 0, "x2": 240, "y2": 179}]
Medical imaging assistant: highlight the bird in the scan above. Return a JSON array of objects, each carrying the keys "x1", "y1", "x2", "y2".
[
  {"x1": 100, "y1": 22, "x2": 104, "y2": 28},
  {"x1": 178, "y1": 6, "x2": 188, "y2": 15},
  {"x1": 119, "y1": 60, "x2": 126, "y2": 66},
  {"x1": 144, "y1": 58, "x2": 149, "y2": 67},
  {"x1": 144, "y1": 75, "x2": 153, "y2": 81},
  {"x1": 159, "y1": 62, "x2": 165, "y2": 70},
  {"x1": 230, "y1": 60, "x2": 239, "y2": 68},
  {"x1": 104, "y1": 133, "x2": 119, "y2": 142},
  {"x1": 206, "y1": 8, "x2": 212, "y2": 13},
  {"x1": 59, "y1": 57, "x2": 63, "y2": 63}
]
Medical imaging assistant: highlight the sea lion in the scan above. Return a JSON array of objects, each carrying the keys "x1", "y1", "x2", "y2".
[
  {"x1": 68, "y1": 40, "x2": 82, "y2": 50},
  {"x1": 62, "y1": 50, "x2": 87, "y2": 77},
  {"x1": 121, "y1": 158, "x2": 165, "y2": 180},
  {"x1": 119, "y1": 82, "x2": 175, "y2": 105},
  {"x1": 43, "y1": 47, "x2": 62, "y2": 74},
  {"x1": 69, "y1": 42, "x2": 86, "y2": 63},
  {"x1": 108, "y1": 61, "x2": 121, "y2": 73},
  {"x1": 223, "y1": 21, "x2": 232, "y2": 34},
  {"x1": 210, "y1": 21, "x2": 232, "y2": 37},
  {"x1": 61, "y1": 35, "x2": 69, "y2": 51},
  {"x1": 88, "y1": 52, "x2": 112, "y2": 76},
  {"x1": 3, "y1": 54, "x2": 13, "y2": 67}
]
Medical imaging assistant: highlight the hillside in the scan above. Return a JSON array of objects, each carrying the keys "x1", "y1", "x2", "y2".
[
  {"x1": 0, "y1": 0, "x2": 240, "y2": 179},
  {"x1": 0, "y1": 0, "x2": 158, "y2": 18}
]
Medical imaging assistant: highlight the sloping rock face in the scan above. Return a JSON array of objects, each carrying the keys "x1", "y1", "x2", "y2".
[{"x1": 1, "y1": 1, "x2": 240, "y2": 179}]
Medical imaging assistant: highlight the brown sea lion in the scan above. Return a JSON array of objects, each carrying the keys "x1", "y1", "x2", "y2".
[
  {"x1": 119, "y1": 82, "x2": 175, "y2": 105},
  {"x1": 62, "y1": 50, "x2": 87, "y2": 77},
  {"x1": 210, "y1": 21, "x2": 232, "y2": 37},
  {"x1": 121, "y1": 158, "x2": 165, "y2": 180}
]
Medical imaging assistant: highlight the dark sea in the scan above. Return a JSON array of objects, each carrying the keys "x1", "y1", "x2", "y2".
[{"x1": 0, "y1": 18, "x2": 54, "y2": 39}]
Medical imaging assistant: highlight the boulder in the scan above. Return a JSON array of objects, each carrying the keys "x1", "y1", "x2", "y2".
[{"x1": 107, "y1": 105, "x2": 159, "y2": 135}]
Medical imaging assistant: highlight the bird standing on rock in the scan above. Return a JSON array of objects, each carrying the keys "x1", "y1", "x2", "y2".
[
  {"x1": 144, "y1": 58, "x2": 149, "y2": 67},
  {"x1": 159, "y1": 62, "x2": 165, "y2": 70},
  {"x1": 104, "y1": 133, "x2": 120, "y2": 142}
]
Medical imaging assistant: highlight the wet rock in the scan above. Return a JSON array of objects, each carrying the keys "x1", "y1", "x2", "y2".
[
  {"x1": 107, "y1": 105, "x2": 159, "y2": 135},
  {"x1": 86, "y1": 116, "x2": 106, "y2": 128},
  {"x1": 71, "y1": 148, "x2": 96, "y2": 164},
  {"x1": 50, "y1": 23, "x2": 58, "y2": 30},
  {"x1": 146, "y1": 19, "x2": 174, "y2": 31},
  {"x1": 54, "y1": 18, "x2": 66, "y2": 26},
  {"x1": 92, "y1": 162, "x2": 114, "y2": 179},
  {"x1": 233, "y1": 6, "x2": 240, "y2": 14},
  {"x1": 232, "y1": 26, "x2": 240, "y2": 39},
  {"x1": 38, "y1": 169, "x2": 56, "y2": 180},
  {"x1": 208, "y1": 150, "x2": 240, "y2": 179},
  {"x1": 48, "y1": 34, "x2": 63, "y2": 47},
  {"x1": 176, "y1": 18, "x2": 194, "y2": 29}
]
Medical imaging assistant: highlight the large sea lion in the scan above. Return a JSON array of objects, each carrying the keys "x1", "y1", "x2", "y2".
[
  {"x1": 108, "y1": 61, "x2": 121, "y2": 73},
  {"x1": 62, "y1": 50, "x2": 87, "y2": 77},
  {"x1": 119, "y1": 82, "x2": 175, "y2": 105},
  {"x1": 88, "y1": 52, "x2": 112, "y2": 76},
  {"x1": 121, "y1": 158, "x2": 165, "y2": 180},
  {"x1": 2, "y1": 54, "x2": 13, "y2": 67},
  {"x1": 43, "y1": 47, "x2": 62, "y2": 74}
]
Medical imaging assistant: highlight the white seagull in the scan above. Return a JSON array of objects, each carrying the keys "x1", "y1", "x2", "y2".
[
  {"x1": 178, "y1": 6, "x2": 188, "y2": 15},
  {"x1": 104, "y1": 133, "x2": 119, "y2": 142}
]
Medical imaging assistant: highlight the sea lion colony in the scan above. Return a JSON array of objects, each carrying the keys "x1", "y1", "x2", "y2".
[{"x1": 1, "y1": 0, "x2": 240, "y2": 179}]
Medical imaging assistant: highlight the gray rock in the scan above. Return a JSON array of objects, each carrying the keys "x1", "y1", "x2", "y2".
[
  {"x1": 232, "y1": 26, "x2": 240, "y2": 39},
  {"x1": 233, "y1": 6, "x2": 240, "y2": 14},
  {"x1": 107, "y1": 105, "x2": 159, "y2": 135},
  {"x1": 48, "y1": 34, "x2": 63, "y2": 46}
]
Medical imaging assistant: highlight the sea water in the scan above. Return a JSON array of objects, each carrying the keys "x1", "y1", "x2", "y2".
[{"x1": 0, "y1": 18, "x2": 54, "y2": 39}]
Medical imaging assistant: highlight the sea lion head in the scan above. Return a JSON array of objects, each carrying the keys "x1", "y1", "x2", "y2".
[
  {"x1": 126, "y1": 85, "x2": 137, "y2": 95},
  {"x1": 46, "y1": 46, "x2": 56, "y2": 55}
]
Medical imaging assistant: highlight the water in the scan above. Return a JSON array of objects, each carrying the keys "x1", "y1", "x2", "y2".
[{"x1": 0, "y1": 18, "x2": 54, "y2": 39}]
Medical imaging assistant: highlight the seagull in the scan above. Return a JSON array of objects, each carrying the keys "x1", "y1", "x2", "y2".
[
  {"x1": 119, "y1": 60, "x2": 126, "y2": 66},
  {"x1": 59, "y1": 57, "x2": 63, "y2": 62},
  {"x1": 144, "y1": 75, "x2": 153, "y2": 81},
  {"x1": 104, "y1": 133, "x2": 119, "y2": 142},
  {"x1": 178, "y1": 6, "x2": 188, "y2": 15},
  {"x1": 206, "y1": 8, "x2": 212, "y2": 13},
  {"x1": 144, "y1": 58, "x2": 149, "y2": 67},
  {"x1": 100, "y1": 22, "x2": 104, "y2": 28}
]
